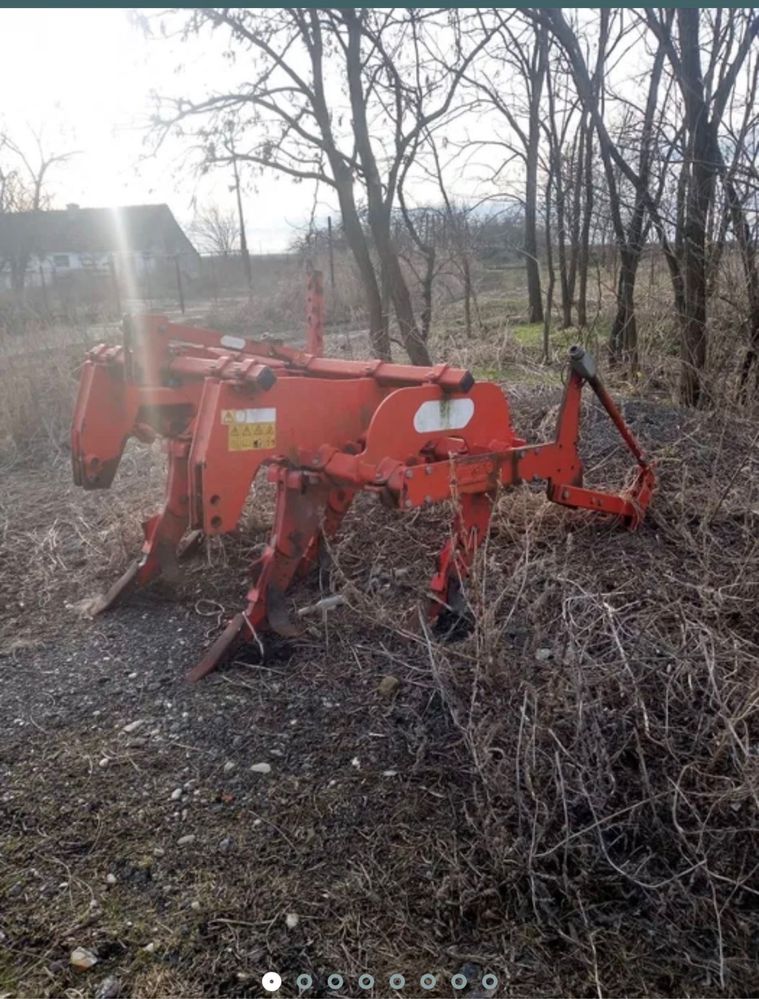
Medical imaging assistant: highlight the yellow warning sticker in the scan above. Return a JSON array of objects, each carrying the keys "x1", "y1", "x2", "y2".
[
  {"x1": 227, "y1": 422, "x2": 276, "y2": 451},
  {"x1": 223, "y1": 408, "x2": 277, "y2": 451}
]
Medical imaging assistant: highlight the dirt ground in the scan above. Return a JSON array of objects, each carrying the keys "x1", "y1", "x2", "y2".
[{"x1": 1, "y1": 379, "x2": 758, "y2": 999}]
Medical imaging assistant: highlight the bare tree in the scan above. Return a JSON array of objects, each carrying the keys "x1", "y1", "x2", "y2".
[
  {"x1": 151, "y1": 6, "x2": 759, "y2": 397},
  {"x1": 536, "y1": 9, "x2": 673, "y2": 370},
  {"x1": 470, "y1": 13, "x2": 547, "y2": 324},
  {"x1": 646, "y1": 8, "x2": 759, "y2": 405},
  {"x1": 575, "y1": 111, "x2": 595, "y2": 329},
  {"x1": 190, "y1": 203, "x2": 239, "y2": 257},
  {"x1": 423, "y1": 137, "x2": 486, "y2": 339},
  {"x1": 541, "y1": 45, "x2": 581, "y2": 330},
  {"x1": 0, "y1": 148, "x2": 26, "y2": 215},
  {"x1": 157, "y1": 8, "x2": 494, "y2": 364},
  {"x1": 2, "y1": 133, "x2": 72, "y2": 212},
  {"x1": 0, "y1": 129, "x2": 75, "y2": 294}
]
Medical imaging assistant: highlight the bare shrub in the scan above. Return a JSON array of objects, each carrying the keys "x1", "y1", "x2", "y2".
[
  {"x1": 318, "y1": 390, "x2": 759, "y2": 994},
  {"x1": 0, "y1": 325, "x2": 97, "y2": 458}
]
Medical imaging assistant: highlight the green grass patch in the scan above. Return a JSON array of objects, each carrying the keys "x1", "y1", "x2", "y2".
[
  {"x1": 509, "y1": 321, "x2": 544, "y2": 347},
  {"x1": 471, "y1": 361, "x2": 563, "y2": 388}
]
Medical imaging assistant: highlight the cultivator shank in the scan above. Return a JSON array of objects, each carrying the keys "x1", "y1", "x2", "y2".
[{"x1": 71, "y1": 300, "x2": 655, "y2": 680}]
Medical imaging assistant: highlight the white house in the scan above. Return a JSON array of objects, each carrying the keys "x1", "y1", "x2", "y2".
[{"x1": 0, "y1": 203, "x2": 200, "y2": 292}]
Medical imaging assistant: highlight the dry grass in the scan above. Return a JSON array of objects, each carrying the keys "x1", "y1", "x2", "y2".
[
  {"x1": 318, "y1": 389, "x2": 759, "y2": 996},
  {"x1": 0, "y1": 323, "x2": 101, "y2": 459},
  {"x1": 204, "y1": 254, "x2": 371, "y2": 339},
  {"x1": 1, "y1": 277, "x2": 758, "y2": 996}
]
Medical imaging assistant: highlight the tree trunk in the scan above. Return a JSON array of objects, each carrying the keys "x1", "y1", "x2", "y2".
[
  {"x1": 609, "y1": 250, "x2": 639, "y2": 369},
  {"x1": 230, "y1": 149, "x2": 253, "y2": 294},
  {"x1": 723, "y1": 174, "x2": 759, "y2": 400},
  {"x1": 542, "y1": 165, "x2": 555, "y2": 363},
  {"x1": 10, "y1": 255, "x2": 27, "y2": 296},
  {"x1": 577, "y1": 118, "x2": 594, "y2": 327},
  {"x1": 556, "y1": 173, "x2": 572, "y2": 329},
  {"x1": 566, "y1": 118, "x2": 585, "y2": 311},
  {"x1": 332, "y1": 165, "x2": 389, "y2": 359},
  {"x1": 379, "y1": 239, "x2": 432, "y2": 364},
  {"x1": 677, "y1": 9, "x2": 715, "y2": 407},
  {"x1": 462, "y1": 255, "x2": 472, "y2": 338},
  {"x1": 608, "y1": 194, "x2": 646, "y2": 369},
  {"x1": 305, "y1": 12, "x2": 390, "y2": 360},
  {"x1": 420, "y1": 243, "x2": 435, "y2": 343},
  {"x1": 544, "y1": 37, "x2": 571, "y2": 329},
  {"x1": 344, "y1": 10, "x2": 431, "y2": 366},
  {"x1": 542, "y1": 9, "x2": 658, "y2": 360},
  {"x1": 525, "y1": 25, "x2": 547, "y2": 324}
]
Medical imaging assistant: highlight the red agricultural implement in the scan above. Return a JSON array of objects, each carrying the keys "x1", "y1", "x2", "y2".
[{"x1": 71, "y1": 280, "x2": 655, "y2": 680}]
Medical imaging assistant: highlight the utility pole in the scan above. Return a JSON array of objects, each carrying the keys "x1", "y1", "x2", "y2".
[
  {"x1": 108, "y1": 253, "x2": 121, "y2": 317},
  {"x1": 327, "y1": 216, "x2": 335, "y2": 291},
  {"x1": 174, "y1": 255, "x2": 185, "y2": 315},
  {"x1": 229, "y1": 135, "x2": 253, "y2": 295}
]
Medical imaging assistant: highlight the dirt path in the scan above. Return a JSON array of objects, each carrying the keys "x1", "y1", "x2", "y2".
[
  {"x1": 2, "y1": 598, "x2": 489, "y2": 997},
  {"x1": 0, "y1": 455, "x2": 509, "y2": 998}
]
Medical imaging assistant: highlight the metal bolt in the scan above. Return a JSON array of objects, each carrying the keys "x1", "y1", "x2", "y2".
[{"x1": 562, "y1": 489, "x2": 570, "y2": 499}]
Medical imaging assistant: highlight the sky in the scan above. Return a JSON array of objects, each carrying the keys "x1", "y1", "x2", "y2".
[
  {"x1": 0, "y1": 8, "x2": 321, "y2": 251},
  {"x1": 0, "y1": 8, "x2": 659, "y2": 254},
  {"x1": 0, "y1": 8, "x2": 527, "y2": 253}
]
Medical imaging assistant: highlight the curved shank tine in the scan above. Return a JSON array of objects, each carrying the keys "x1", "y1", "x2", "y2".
[
  {"x1": 178, "y1": 530, "x2": 204, "y2": 562},
  {"x1": 427, "y1": 491, "x2": 495, "y2": 624},
  {"x1": 296, "y1": 486, "x2": 355, "y2": 580},
  {"x1": 188, "y1": 468, "x2": 338, "y2": 680},
  {"x1": 187, "y1": 613, "x2": 246, "y2": 683},
  {"x1": 89, "y1": 560, "x2": 141, "y2": 614},
  {"x1": 90, "y1": 440, "x2": 191, "y2": 615}
]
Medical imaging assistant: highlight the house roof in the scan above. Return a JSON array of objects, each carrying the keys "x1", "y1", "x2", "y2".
[{"x1": 0, "y1": 204, "x2": 199, "y2": 259}]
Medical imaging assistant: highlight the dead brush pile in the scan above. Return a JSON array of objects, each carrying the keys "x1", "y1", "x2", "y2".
[
  {"x1": 0, "y1": 323, "x2": 97, "y2": 458},
  {"x1": 323, "y1": 391, "x2": 759, "y2": 995}
]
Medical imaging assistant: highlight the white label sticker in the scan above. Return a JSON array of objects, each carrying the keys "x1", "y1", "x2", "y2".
[
  {"x1": 220, "y1": 334, "x2": 246, "y2": 351},
  {"x1": 413, "y1": 398, "x2": 474, "y2": 434},
  {"x1": 221, "y1": 408, "x2": 276, "y2": 426}
]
